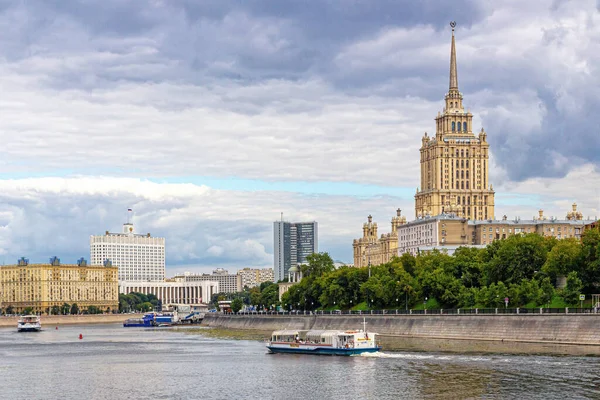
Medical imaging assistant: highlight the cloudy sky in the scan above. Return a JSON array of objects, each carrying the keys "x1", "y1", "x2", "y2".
[{"x1": 0, "y1": 0, "x2": 599, "y2": 274}]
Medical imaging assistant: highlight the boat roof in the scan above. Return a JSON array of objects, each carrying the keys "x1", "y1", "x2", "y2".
[
  {"x1": 306, "y1": 330, "x2": 338, "y2": 338},
  {"x1": 272, "y1": 330, "x2": 300, "y2": 336}
]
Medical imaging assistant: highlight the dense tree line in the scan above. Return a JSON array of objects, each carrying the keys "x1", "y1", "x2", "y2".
[
  {"x1": 1, "y1": 303, "x2": 109, "y2": 315},
  {"x1": 282, "y1": 230, "x2": 600, "y2": 310},
  {"x1": 210, "y1": 281, "x2": 281, "y2": 312},
  {"x1": 118, "y1": 292, "x2": 161, "y2": 313}
]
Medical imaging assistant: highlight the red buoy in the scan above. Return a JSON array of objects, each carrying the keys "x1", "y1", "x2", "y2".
[
  {"x1": 55, "y1": 326, "x2": 58, "y2": 330},
  {"x1": 79, "y1": 334, "x2": 83, "y2": 340}
]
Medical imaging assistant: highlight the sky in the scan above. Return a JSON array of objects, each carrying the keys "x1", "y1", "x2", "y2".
[{"x1": 0, "y1": 0, "x2": 599, "y2": 275}]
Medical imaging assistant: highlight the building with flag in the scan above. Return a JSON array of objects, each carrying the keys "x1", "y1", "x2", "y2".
[{"x1": 90, "y1": 209, "x2": 166, "y2": 282}]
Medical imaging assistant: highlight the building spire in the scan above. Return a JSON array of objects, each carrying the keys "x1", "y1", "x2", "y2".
[{"x1": 449, "y1": 21, "x2": 458, "y2": 91}]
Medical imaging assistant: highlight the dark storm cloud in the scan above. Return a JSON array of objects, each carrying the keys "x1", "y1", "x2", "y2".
[{"x1": 0, "y1": 0, "x2": 597, "y2": 184}]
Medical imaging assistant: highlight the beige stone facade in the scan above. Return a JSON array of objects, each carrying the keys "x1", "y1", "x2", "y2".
[
  {"x1": 0, "y1": 257, "x2": 118, "y2": 314},
  {"x1": 353, "y1": 209, "x2": 406, "y2": 268},
  {"x1": 415, "y1": 26, "x2": 495, "y2": 220},
  {"x1": 398, "y1": 205, "x2": 586, "y2": 255}
]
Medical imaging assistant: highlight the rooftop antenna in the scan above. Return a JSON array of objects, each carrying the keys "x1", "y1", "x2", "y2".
[{"x1": 281, "y1": 212, "x2": 283, "y2": 222}]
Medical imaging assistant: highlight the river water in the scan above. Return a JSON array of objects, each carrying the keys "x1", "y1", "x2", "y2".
[{"x1": 0, "y1": 324, "x2": 599, "y2": 399}]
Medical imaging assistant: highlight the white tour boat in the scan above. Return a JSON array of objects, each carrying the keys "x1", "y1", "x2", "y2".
[
  {"x1": 266, "y1": 325, "x2": 381, "y2": 356},
  {"x1": 17, "y1": 315, "x2": 41, "y2": 332}
]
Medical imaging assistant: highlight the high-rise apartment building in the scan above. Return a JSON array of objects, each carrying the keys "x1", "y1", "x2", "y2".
[
  {"x1": 415, "y1": 23, "x2": 495, "y2": 220},
  {"x1": 237, "y1": 267, "x2": 275, "y2": 288},
  {"x1": 273, "y1": 220, "x2": 318, "y2": 282},
  {"x1": 90, "y1": 210, "x2": 165, "y2": 282}
]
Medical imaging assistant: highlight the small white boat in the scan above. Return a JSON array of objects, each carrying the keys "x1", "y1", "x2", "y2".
[
  {"x1": 17, "y1": 315, "x2": 41, "y2": 332},
  {"x1": 267, "y1": 325, "x2": 381, "y2": 356}
]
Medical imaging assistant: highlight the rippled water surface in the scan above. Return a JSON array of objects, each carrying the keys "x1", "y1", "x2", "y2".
[{"x1": 1, "y1": 324, "x2": 599, "y2": 399}]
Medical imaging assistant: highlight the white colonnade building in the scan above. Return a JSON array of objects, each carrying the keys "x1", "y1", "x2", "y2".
[{"x1": 119, "y1": 280, "x2": 218, "y2": 305}]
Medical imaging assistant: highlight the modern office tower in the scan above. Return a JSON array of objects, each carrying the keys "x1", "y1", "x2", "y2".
[
  {"x1": 90, "y1": 209, "x2": 165, "y2": 282},
  {"x1": 415, "y1": 23, "x2": 495, "y2": 220},
  {"x1": 273, "y1": 220, "x2": 318, "y2": 282}
]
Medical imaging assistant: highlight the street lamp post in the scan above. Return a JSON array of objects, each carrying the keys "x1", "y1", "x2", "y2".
[{"x1": 424, "y1": 297, "x2": 428, "y2": 310}]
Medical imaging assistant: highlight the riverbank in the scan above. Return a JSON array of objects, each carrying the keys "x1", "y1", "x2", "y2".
[
  {"x1": 202, "y1": 313, "x2": 600, "y2": 347},
  {"x1": 0, "y1": 314, "x2": 136, "y2": 327}
]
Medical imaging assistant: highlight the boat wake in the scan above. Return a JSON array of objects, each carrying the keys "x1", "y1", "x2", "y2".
[{"x1": 355, "y1": 351, "x2": 497, "y2": 363}]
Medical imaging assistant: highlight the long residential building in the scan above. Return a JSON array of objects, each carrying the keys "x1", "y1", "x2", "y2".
[
  {"x1": 90, "y1": 211, "x2": 165, "y2": 282},
  {"x1": 397, "y1": 206, "x2": 587, "y2": 256},
  {"x1": 173, "y1": 269, "x2": 242, "y2": 294},
  {"x1": 0, "y1": 257, "x2": 118, "y2": 314},
  {"x1": 237, "y1": 268, "x2": 274, "y2": 288},
  {"x1": 274, "y1": 220, "x2": 318, "y2": 282}
]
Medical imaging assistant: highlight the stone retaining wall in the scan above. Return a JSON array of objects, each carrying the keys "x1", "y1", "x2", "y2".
[
  {"x1": 202, "y1": 313, "x2": 600, "y2": 345},
  {"x1": 0, "y1": 314, "x2": 135, "y2": 328}
]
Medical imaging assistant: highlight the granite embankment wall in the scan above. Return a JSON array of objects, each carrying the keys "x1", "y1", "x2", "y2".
[
  {"x1": 0, "y1": 313, "x2": 134, "y2": 328},
  {"x1": 202, "y1": 314, "x2": 600, "y2": 345}
]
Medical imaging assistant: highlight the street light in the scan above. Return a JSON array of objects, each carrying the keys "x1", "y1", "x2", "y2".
[{"x1": 424, "y1": 297, "x2": 428, "y2": 310}]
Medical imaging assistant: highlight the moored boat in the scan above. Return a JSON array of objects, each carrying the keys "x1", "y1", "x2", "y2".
[
  {"x1": 17, "y1": 315, "x2": 41, "y2": 332},
  {"x1": 123, "y1": 311, "x2": 179, "y2": 327},
  {"x1": 266, "y1": 328, "x2": 381, "y2": 356}
]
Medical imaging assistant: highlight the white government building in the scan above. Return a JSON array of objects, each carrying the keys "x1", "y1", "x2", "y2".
[
  {"x1": 118, "y1": 281, "x2": 218, "y2": 305},
  {"x1": 91, "y1": 210, "x2": 218, "y2": 305},
  {"x1": 90, "y1": 212, "x2": 166, "y2": 282}
]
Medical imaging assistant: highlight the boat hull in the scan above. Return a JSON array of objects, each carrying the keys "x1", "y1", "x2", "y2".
[
  {"x1": 17, "y1": 325, "x2": 41, "y2": 332},
  {"x1": 267, "y1": 345, "x2": 381, "y2": 356}
]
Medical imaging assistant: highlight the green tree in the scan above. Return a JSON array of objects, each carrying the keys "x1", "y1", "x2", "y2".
[
  {"x1": 231, "y1": 298, "x2": 243, "y2": 313},
  {"x1": 5, "y1": 305, "x2": 14, "y2": 315},
  {"x1": 138, "y1": 302, "x2": 153, "y2": 312},
  {"x1": 538, "y1": 277, "x2": 555, "y2": 307},
  {"x1": 484, "y1": 234, "x2": 548, "y2": 285},
  {"x1": 61, "y1": 303, "x2": 71, "y2": 315},
  {"x1": 580, "y1": 229, "x2": 600, "y2": 291},
  {"x1": 399, "y1": 252, "x2": 417, "y2": 276},
  {"x1": 260, "y1": 283, "x2": 280, "y2": 309},
  {"x1": 249, "y1": 287, "x2": 261, "y2": 306},
  {"x1": 51, "y1": 305, "x2": 60, "y2": 315},
  {"x1": 301, "y1": 252, "x2": 335, "y2": 278},
  {"x1": 87, "y1": 306, "x2": 99, "y2": 314},
  {"x1": 70, "y1": 303, "x2": 79, "y2": 315},
  {"x1": 562, "y1": 271, "x2": 583, "y2": 305},
  {"x1": 542, "y1": 238, "x2": 582, "y2": 282},
  {"x1": 23, "y1": 307, "x2": 34, "y2": 315}
]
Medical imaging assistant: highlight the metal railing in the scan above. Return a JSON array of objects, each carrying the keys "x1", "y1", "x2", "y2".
[{"x1": 227, "y1": 307, "x2": 600, "y2": 316}]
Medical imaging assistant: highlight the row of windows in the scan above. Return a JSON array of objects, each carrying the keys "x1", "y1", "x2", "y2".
[{"x1": 451, "y1": 121, "x2": 468, "y2": 132}]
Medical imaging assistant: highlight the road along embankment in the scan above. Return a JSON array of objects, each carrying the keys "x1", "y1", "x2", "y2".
[
  {"x1": 202, "y1": 313, "x2": 600, "y2": 346},
  {"x1": 0, "y1": 314, "x2": 135, "y2": 328}
]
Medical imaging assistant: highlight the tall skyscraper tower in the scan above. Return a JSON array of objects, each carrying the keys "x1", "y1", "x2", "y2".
[
  {"x1": 90, "y1": 209, "x2": 166, "y2": 282},
  {"x1": 415, "y1": 22, "x2": 495, "y2": 220},
  {"x1": 273, "y1": 220, "x2": 318, "y2": 282}
]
